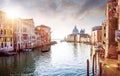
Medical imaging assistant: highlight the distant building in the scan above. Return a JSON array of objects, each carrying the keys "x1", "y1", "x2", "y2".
[
  {"x1": 67, "y1": 26, "x2": 79, "y2": 42},
  {"x1": 66, "y1": 26, "x2": 90, "y2": 43},
  {"x1": 80, "y1": 34, "x2": 90, "y2": 43},
  {"x1": 91, "y1": 26, "x2": 102, "y2": 45},
  {"x1": 67, "y1": 34, "x2": 76, "y2": 42}
]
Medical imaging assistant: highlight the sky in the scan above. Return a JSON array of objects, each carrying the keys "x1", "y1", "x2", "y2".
[{"x1": 0, "y1": 0, "x2": 108, "y2": 39}]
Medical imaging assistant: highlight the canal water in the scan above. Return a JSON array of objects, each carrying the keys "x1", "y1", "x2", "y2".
[{"x1": 0, "y1": 41, "x2": 97, "y2": 76}]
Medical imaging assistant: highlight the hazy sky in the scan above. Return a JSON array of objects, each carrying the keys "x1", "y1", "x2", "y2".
[{"x1": 0, "y1": 0, "x2": 108, "y2": 39}]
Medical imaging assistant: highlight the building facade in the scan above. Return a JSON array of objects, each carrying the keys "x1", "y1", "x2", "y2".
[
  {"x1": 80, "y1": 34, "x2": 90, "y2": 43},
  {"x1": 0, "y1": 10, "x2": 52, "y2": 53},
  {"x1": 0, "y1": 11, "x2": 14, "y2": 51},
  {"x1": 91, "y1": 26, "x2": 102, "y2": 45},
  {"x1": 39, "y1": 25, "x2": 51, "y2": 45},
  {"x1": 116, "y1": 0, "x2": 120, "y2": 65},
  {"x1": 35, "y1": 25, "x2": 51, "y2": 47},
  {"x1": 101, "y1": 21, "x2": 108, "y2": 57},
  {"x1": 67, "y1": 34, "x2": 79, "y2": 42},
  {"x1": 13, "y1": 18, "x2": 35, "y2": 51},
  {"x1": 105, "y1": 0, "x2": 118, "y2": 57}
]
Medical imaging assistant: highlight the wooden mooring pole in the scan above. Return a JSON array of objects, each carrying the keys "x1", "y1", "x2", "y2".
[
  {"x1": 87, "y1": 59, "x2": 89, "y2": 76},
  {"x1": 94, "y1": 53, "x2": 97, "y2": 72},
  {"x1": 92, "y1": 55, "x2": 95, "y2": 76},
  {"x1": 99, "y1": 62, "x2": 102, "y2": 76}
]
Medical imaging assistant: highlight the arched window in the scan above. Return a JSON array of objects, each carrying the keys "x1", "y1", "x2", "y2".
[
  {"x1": 4, "y1": 38, "x2": 6, "y2": 42},
  {"x1": 1, "y1": 43, "x2": 3, "y2": 48},
  {"x1": 11, "y1": 38, "x2": 12, "y2": 42},
  {"x1": 4, "y1": 29, "x2": 6, "y2": 35},
  {"x1": 10, "y1": 30, "x2": 12, "y2": 34},
  {"x1": 1, "y1": 29, "x2": 3, "y2": 34},
  {"x1": 5, "y1": 43, "x2": 6, "y2": 47}
]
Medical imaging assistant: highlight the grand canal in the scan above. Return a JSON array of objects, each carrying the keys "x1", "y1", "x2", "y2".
[{"x1": 0, "y1": 41, "x2": 97, "y2": 76}]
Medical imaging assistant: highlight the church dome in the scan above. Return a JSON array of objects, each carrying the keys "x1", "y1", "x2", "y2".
[
  {"x1": 72, "y1": 26, "x2": 78, "y2": 34},
  {"x1": 80, "y1": 29, "x2": 85, "y2": 34}
]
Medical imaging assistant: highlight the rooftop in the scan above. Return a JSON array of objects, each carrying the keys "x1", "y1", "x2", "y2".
[{"x1": 92, "y1": 26, "x2": 102, "y2": 31}]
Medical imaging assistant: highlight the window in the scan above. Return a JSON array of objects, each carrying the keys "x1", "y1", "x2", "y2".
[
  {"x1": 104, "y1": 27, "x2": 106, "y2": 30},
  {"x1": 23, "y1": 27, "x2": 27, "y2": 32},
  {"x1": 103, "y1": 41, "x2": 105, "y2": 44},
  {"x1": 4, "y1": 38, "x2": 6, "y2": 42},
  {"x1": 11, "y1": 38, "x2": 12, "y2": 42},
  {"x1": 4, "y1": 29, "x2": 6, "y2": 35},
  {"x1": 1, "y1": 29, "x2": 3, "y2": 34},
  {"x1": 1, "y1": 43, "x2": 3, "y2": 48},
  {"x1": 11, "y1": 44, "x2": 12, "y2": 46},
  {"x1": 5, "y1": 43, "x2": 6, "y2": 47},
  {"x1": 104, "y1": 33, "x2": 106, "y2": 37}
]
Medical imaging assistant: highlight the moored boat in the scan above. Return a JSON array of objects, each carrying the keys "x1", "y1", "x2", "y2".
[{"x1": 41, "y1": 46, "x2": 50, "y2": 52}]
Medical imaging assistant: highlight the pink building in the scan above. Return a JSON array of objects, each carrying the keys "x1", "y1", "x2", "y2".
[{"x1": 35, "y1": 25, "x2": 51, "y2": 47}]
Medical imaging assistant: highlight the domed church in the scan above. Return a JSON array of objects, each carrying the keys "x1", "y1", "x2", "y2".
[{"x1": 66, "y1": 26, "x2": 90, "y2": 43}]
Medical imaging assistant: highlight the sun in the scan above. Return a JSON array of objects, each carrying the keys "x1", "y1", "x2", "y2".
[{"x1": 5, "y1": 8, "x2": 21, "y2": 19}]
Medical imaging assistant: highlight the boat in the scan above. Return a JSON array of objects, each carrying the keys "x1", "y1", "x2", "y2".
[
  {"x1": 23, "y1": 48, "x2": 32, "y2": 53},
  {"x1": 41, "y1": 46, "x2": 50, "y2": 52},
  {"x1": 50, "y1": 41, "x2": 57, "y2": 45},
  {"x1": 0, "y1": 49, "x2": 17, "y2": 56}
]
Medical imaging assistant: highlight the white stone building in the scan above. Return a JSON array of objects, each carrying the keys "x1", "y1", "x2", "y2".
[{"x1": 14, "y1": 18, "x2": 35, "y2": 51}]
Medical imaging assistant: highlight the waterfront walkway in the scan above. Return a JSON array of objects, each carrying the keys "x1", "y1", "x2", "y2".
[{"x1": 102, "y1": 58, "x2": 120, "y2": 76}]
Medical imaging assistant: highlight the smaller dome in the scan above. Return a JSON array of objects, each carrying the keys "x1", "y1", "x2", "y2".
[{"x1": 80, "y1": 29, "x2": 85, "y2": 34}]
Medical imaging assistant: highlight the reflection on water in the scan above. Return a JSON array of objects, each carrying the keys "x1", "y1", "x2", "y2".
[{"x1": 0, "y1": 41, "x2": 96, "y2": 76}]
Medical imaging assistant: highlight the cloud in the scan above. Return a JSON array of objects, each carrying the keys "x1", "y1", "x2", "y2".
[
  {"x1": 1, "y1": 0, "x2": 107, "y2": 19},
  {"x1": 0, "y1": 0, "x2": 108, "y2": 23},
  {"x1": 0, "y1": 0, "x2": 10, "y2": 9},
  {"x1": 0, "y1": 0, "x2": 109, "y2": 39}
]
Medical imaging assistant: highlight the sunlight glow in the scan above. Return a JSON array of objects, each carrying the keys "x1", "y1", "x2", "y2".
[
  {"x1": 5, "y1": 8, "x2": 21, "y2": 19},
  {"x1": 105, "y1": 65, "x2": 110, "y2": 69}
]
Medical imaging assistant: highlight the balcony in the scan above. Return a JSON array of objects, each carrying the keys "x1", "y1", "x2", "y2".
[{"x1": 0, "y1": 34, "x2": 13, "y2": 37}]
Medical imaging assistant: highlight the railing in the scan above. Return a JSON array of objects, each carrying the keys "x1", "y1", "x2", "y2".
[{"x1": 0, "y1": 34, "x2": 13, "y2": 37}]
